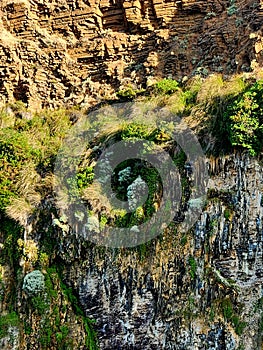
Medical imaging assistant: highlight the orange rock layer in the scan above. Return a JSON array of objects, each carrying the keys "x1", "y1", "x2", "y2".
[{"x1": 0, "y1": 0, "x2": 262, "y2": 108}]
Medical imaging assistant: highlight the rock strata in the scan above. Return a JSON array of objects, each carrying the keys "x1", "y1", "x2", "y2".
[{"x1": 0, "y1": 0, "x2": 262, "y2": 108}]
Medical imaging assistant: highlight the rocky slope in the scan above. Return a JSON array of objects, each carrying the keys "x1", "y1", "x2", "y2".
[{"x1": 0, "y1": 0, "x2": 262, "y2": 109}]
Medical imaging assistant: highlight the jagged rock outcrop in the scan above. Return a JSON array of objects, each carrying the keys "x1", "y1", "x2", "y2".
[{"x1": 0, "y1": 0, "x2": 262, "y2": 108}]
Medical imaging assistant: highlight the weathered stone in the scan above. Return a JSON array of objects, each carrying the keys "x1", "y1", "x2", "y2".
[
  {"x1": 52, "y1": 153, "x2": 263, "y2": 350},
  {"x1": 0, "y1": 0, "x2": 261, "y2": 109}
]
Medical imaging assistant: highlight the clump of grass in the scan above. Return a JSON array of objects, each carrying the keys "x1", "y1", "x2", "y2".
[
  {"x1": 0, "y1": 106, "x2": 72, "y2": 213},
  {"x1": 196, "y1": 74, "x2": 225, "y2": 105}
]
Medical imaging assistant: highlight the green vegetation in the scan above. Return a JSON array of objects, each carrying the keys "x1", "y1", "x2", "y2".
[
  {"x1": 0, "y1": 128, "x2": 40, "y2": 209},
  {"x1": 180, "y1": 235, "x2": 187, "y2": 246},
  {"x1": 188, "y1": 256, "x2": 197, "y2": 279},
  {"x1": 224, "y1": 208, "x2": 232, "y2": 220},
  {"x1": 1, "y1": 74, "x2": 262, "y2": 218},
  {"x1": 152, "y1": 78, "x2": 179, "y2": 95},
  {"x1": 0, "y1": 216, "x2": 22, "y2": 267},
  {"x1": 117, "y1": 75, "x2": 263, "y2": 157},
  {"x1": 1, "y1": 73, "x2": 263, "y2": 347},
  {"x1": 209, "y1": 306, "x2": 215, "y2": 322},
  {"x1": 222, "y1": 298, "x2": 234, "y2": 320},
  {"x1": 0, "y1": 311, "x2": 19, "y2": 338},
  {"x1": 77, "y1": 166, "x2": 95, "y2": 190},
  {"x1": 121, "y1": 122, "x2": 152, "y2": 140},
  {"x1": 109, "y1": 158, "x2": 162, "y2": 228},
  {"x1": 58, "y1": 270, "x2": 98, "y2": 350},
  {"x1": 227, "y1": 0, "x2": 238, "y2": 16},
  {"x1": 26, "y1": 267, "x2": 98, "y2": 349},
  {"x1": 220, "y1": 298, "x2": 247, "y2": 335},
  {"x1": 116, "y1": 85, "x2": 145, "y2": 100},
  {"x1": 116, "y1": 78, "x2": 180, "y2": 99},
  {"x1": 222, "y1": 80, "x2": 263, "y2": 155}
]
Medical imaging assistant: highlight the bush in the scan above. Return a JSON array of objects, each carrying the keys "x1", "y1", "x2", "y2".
[
  {"x1": 118, "y1": 167, "x2": 132, "y2": 184},
  {"x1": 121, "y1": 122, "x2": 151, "y2": 140},
  {"x1": 223, "y1": 80, "x2": 263, "y2": 155},
  {"x1": 22, "y1": 270, "x2": 45, "y2": 296},
  {"x1": 153, "y1": 78, "x2": 179, "y2": 95}
]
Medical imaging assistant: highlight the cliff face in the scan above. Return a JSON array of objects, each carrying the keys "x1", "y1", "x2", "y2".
[
  {"x1": 3, "y1": 146, "x2": 263, "y2": 348},
  {"x1": 55, "y1": 153, "x2": 263, "y2": 350},
  {"x1": 1, "y1": 2, "x2": 263, "y2": 350},
  {"x1": 0, "y1": 0, "x2": 262, "y2": 109}
]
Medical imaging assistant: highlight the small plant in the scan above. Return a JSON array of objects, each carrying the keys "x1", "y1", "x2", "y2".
[
  {"x1": 17, "y1": 238, "x2": 39, "y2": 264},
  {"x1": 227, "y1": 4, "x2": 237, "y2": 16},
  {"x1": 116, "y1": 86, "x2": 145, "y2": 100},
  {"x1": 31, "y1": 295, "x2": 49, "y2": 314},
  {"x1": 209, "y1": 306, "x2": 215, "y2": 321},
  {"x1": 77, "y1": 166, "x2": 94, "y2": 190},
  {"x1": 173, "y1": 150, "x2": 187, "y2": 170},
  {"x1": 222, "y1": 298, "x2": 233, "y2": 320},
  {"x1": 232, "y1": 315, "x2": 247, "y2": 335},
  {"x1": 22, "y1": 270, "x2": 45, "y2": 296},
  {"x1": 118, "y1": 167, "x2": 132, "y2": 184},
  {"x1": 127, "y1": 176, "x2": 148, "y2": 211},
  {"x1": 180, "y1": 235, "x2": 187, "y2": 246},
  {"x1": 0, "y1": 311, "x2": 19, "y2": 338},
  {"x1": 121, "y1": 122, "x2": 151, "y2": 140},
  {"x1": 224, "y1": 208, "x2": 231, "y2": 220},
  {"x1": 188, "y1": 256, "x2": 197, "y2": 279},
  {"x1": 205, "y1": 12, "x2": 216, "y2": 19},
  {"x1": 152, "y1": 78, "x2": 179, "y2": 95}
]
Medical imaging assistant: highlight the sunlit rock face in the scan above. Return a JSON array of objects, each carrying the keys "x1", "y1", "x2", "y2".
[
  {"x1": 56, "y1": 153, "x2": 263, "y2": 349},
  {"x1": 0, "y1": 0, "x2": 262, "y2": 108},
  {"x1": 0, "y1": 1, "x2": 263, "y2": 349}
]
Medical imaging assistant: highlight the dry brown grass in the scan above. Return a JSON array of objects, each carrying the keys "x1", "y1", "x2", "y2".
[
  {"x1": 82, "y1": 181, "x2": 113, "y2": 213},
  {"x1": 5, "y1": 163, "x2": 43, "y2": 225},
  {"x1": 5, "y1": 197, "x2": 34, "y2": 226}
]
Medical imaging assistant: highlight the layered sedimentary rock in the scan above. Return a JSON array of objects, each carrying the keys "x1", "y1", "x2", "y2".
[{"x1": 0, "y1": 0, "x2": 262, "y2": 108}]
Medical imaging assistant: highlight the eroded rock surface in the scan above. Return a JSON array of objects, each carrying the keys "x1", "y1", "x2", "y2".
[
  {"x1": 55, "y1": 153, "x2": 263, "y2": 349},
  {"x1": 0, "y1": 0, "x2": 262, "y2": 108}
]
